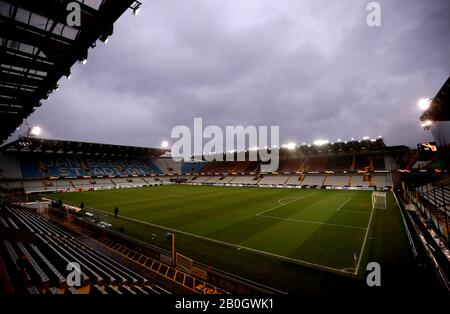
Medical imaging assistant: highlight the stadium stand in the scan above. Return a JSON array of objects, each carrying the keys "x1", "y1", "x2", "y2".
[
  {"x1": 229, "y1": 175, "x2": 259, "y2": 185},
  {"x1": 0, "y1": 203, "x2": 166, "y2": 294},
  {"x1": 257, "y1": 175, "x2": 290, "y2": 186},
  {"x1": 354, "y1": 155, "x2": 370, "y2": 171},
  {"x1": 304, "y1": 157, "x2": 327, "y2": 172},
  {"x1": 416, "y1": 184, "x2": 450, "y2": 216},
  {"x1": 324, "y1": 175, "x2": 350, "y2": 187},
  {"x1": 371, "y1": 157, "x2": 386, "y2": 171},
  {"x1": 278, "y1": 159, "x2": 305, "y2": 173},
  {"x1": 350, "y1": 175, "x2": 371, "y2": 188},
  {"x1": 19, "y1": 156, "x2": 163, "y2": 178},
  {"x1": 325, "y1": 156, "x2": 352, "y2": 171},
  {"x1": 285, "y1": 175, "x2": 303, "y2": 186},
  {"x1": 301, "y1": 175, "x2": 326, "y2": 187},
  {"x1": 182, "y1": 162, "x2": 207, "y2": 174},
  {"x1": 372, "y1": 174, "x2": 390, "y2": 187},
  {"x1": 0, "y1": 137, "x2": 405, "y2": 193},
  {"x1": 152, "y1": 158, "x2": 181, "y2": 175}
]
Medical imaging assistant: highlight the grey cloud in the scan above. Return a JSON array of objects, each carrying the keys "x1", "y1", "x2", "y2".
[{"x1": 10, "y1": 0, "x2": 450, "y2": 148}]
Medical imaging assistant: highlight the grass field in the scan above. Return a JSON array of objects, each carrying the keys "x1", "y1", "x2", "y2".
[
  {"x1": 47, "y1": 185, "x2": 427, "y2": 293},
  {"x1": 53, "y1": 185, "x2": 378, "y2": 274}
]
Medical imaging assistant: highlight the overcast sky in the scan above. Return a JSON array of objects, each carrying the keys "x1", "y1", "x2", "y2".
[{"x1": 10, "y1": 0, "x2": 450, "y2": 148}]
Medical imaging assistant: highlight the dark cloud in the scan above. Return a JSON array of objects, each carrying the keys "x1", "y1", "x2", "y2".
[{"x1": 10, "y1": 0, "x2": 450, "y2": 148}]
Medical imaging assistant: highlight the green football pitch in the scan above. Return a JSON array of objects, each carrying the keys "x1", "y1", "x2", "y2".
[{"x1": 51, "y1": 185, "x2": 387, "y2": 282}]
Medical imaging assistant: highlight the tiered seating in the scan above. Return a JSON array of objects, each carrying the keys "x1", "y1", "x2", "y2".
[
  {"x1": 21, "y1": 180, "x2": 45, "y2": 193},
  {"x1": 191, "y1": 176, "x2": 211, "y2": 183},
  {"x1": 417, "y1": 184, "x2": 450, "y2": 216},
  {"x1": 230, "y1": 175, "x2": 258, "y2": 185},
  {"x1": 20, "y1": 157, "x2": 164, "y2": 179},
  {"x1": 278, "y1": 159, "x2": 305, "y2": 173},
  {"x1": 257, "y1": 175, "x2": 289, "y2": 185},
  {"x1": 152, "y1": 158, "x2": 181, "y2": 175},
  {"x1": 304, "y1": 157, "x2": 327, "y2": 172},
  {"x1": 354, "y1": 155, "x2": 369, "y2": 171},
  {"x1": 201, "y1": 161, "x2": 259, "y2": 174},
  {"x1": 220, "y1": 176, "x2": 236, "y2": 183},
  {"x1": 371, "y1": 158, "x2": 386, "y2": 170},
  {"x1": 285, "y1": 175, "x2": 303, "y2": 186},
  {"x1": 0, "y1": 204, "x2": 165, "y2": 294},
  {"x1": 324, "y1": 175, "x2": 350, "y2": 186},
  {"x1": 325, "y1": 156, "x2": 352, "y2": 171},
  {"x1": 182, "y1": 162, "x2": 206, "y2": 174},
  {"x1": 0, "y1": 181, "x2": 22, "y2": 190},
  {"x1": 205, "y1": 176, "x2": 225, "y2": 184},
  {"x1": 91, "y1": 178, "x2": 115, "y2": 189},
  {"x1": 155, "y1": 176, "x2": 173, "y2": 183},
  {"x1": 301, "y1": 175, "x2": 325, "y2": 186},
  {"x1": 350, "y1": 175, "x2": 370, "y2": 187},
  {"x1": 372, "y1": 174, "x2": 388, "y2": 186},
  {"x1": 110, "y1": 177, "x2": 135, "y2": 187}
]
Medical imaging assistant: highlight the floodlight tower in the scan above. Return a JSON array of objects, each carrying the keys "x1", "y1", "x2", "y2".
[{"x1": 419, "y1": 76, "x2": 450, "y2": 147}]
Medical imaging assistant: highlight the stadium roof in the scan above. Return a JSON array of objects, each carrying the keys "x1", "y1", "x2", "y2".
[
  {"x1": 420, "y1": 76, "x2": 450, "y2": 122},
  {"x1": 0, "y1": 137, "x2": 168, "y2": 158},
  {"x1": 0, "y1": 0, "x2": 139, "y2": 144}
]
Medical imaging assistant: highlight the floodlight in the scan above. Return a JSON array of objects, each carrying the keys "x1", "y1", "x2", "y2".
[
  {"x1": 30, "y1": 126, "x2": 41, "y2": 136},
  {"x1": 418, "y1": 98, "x2": 431, "y2": 111},
  {"x1": 282, "y1": 142, "x2": 296, "y2": 150},
  {"x1": 161, "y1": 140, "x2": 169, "y2": 148},
  {"x1": 313, "y1": 139, "x2": 328, "y2": 146}
]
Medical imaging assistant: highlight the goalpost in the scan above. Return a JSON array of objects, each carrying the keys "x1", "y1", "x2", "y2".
[{"x1": 372, "y1": 191, "x2": 387, "y2": 209}]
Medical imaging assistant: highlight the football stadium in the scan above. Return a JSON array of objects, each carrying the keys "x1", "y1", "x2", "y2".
[{"x1": 0, "y1": 0, "x2": 449, "y2": 309}]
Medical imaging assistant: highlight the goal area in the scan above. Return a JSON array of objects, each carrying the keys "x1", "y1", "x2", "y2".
[{"x1": 372, "y1": 191, "x2": 387, "y2": 209}]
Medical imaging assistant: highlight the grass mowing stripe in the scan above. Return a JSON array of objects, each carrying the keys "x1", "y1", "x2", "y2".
[
  {"x1": 86, "y1": 206, "x2": 356, "y2": 275},
  {"x1": 256, "y1": 214, "x2": 367, "y2": 230},
  {"x1": 255, "y1": 192, "x2": 318, "y2": 216}
]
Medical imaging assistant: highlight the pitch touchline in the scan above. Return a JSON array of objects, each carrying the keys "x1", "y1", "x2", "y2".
[
  {"x1": 255, "y1": 192, "x2": 318, "y2": 216},
  {"x1": 354, "y1": 199, "x2": 376, "y2": 275},
  {"x1": 257, "y1": 215, "x2": 367, "y2": 230}
]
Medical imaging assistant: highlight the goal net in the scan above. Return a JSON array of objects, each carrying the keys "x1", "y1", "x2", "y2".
[{"x1": 372, "y1": 191, "x2": 387, "y2": 209}]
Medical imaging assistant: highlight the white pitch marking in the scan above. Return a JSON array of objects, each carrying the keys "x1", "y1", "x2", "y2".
[
  {"x1": 354, "y1": 201, "x2": 376, "y2": 275},
  {"x1": 84, "y1": 206, "x2": 354, "y2": 275},
  {"x1": 257, "y1": 215, "x2": 367, "y2": 230},
  {"x1": 336, "y1": 197, "x2": 352, "y2": 211},
  {"x1": 256, "y1": 192, "x2": 318, "y2": 216}
]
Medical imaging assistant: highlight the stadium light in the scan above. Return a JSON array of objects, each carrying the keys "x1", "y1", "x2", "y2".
[
  {"x1": 421, "y1": 120, "x2": 433, "y2": 129},
  {"x1": 30, "y1": 126, "x2": 41, "y2": 136},
  {"x1": 161, "y1": 140, "x2": 169, "y2": 148},
  {"x1": 313, "y1": 139, "x2": 328, "y2": 146},
  {"x1": 282, "y1": 142, "x2": 296, "y2": 150},
  {"x1": 418, "y1": 98, "x2": 431, "y2": 111}
]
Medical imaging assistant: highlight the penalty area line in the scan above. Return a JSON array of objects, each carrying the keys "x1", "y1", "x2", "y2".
[
  {"x1": 336, "y1": 197, "x2": 352, "y2": 211},
  {"x1": 256, "y1": 192, "x2": 318, "y2": 216}
]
